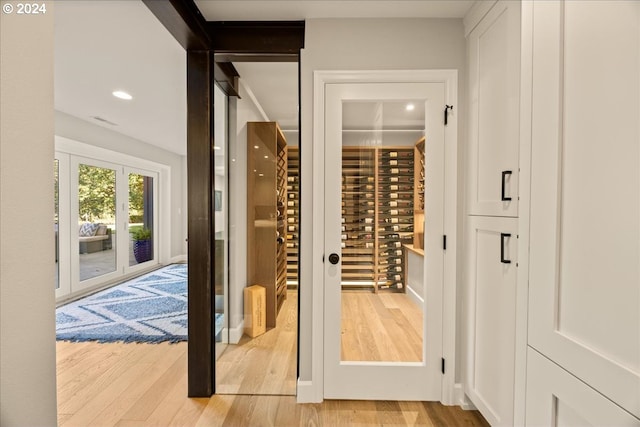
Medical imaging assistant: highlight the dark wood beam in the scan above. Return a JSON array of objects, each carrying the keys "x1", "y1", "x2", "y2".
[
  {"x1": 207, "y1": 21, "x2": 305, "y2": 55},
  {"x1": 143, "y1": 0, "x2": 211, "y2": 50},
  {"x1": 186, "y1": 50, "x2": 215, "y2": 397},
  {"x1": 214, "y1": 61, "x2": 240, "y2": 97},
  {"x1": 214, "y1": 53, "x2": 299, "y2": 63}
]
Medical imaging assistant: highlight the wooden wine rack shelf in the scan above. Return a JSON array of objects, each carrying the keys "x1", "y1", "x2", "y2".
[{"x1": 339, "y1": 145, "x2": 419, "y2": 293}]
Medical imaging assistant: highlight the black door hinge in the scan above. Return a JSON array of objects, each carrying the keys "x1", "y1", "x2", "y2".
[
  {"x1": 443, "y1": 235, "x2": 447, "y2": 250},
  {"x1": 441, "y1": 358, "x2": 446, "y2": 374},
  {"x1": 444, "y1": 105, "x2": 454, "y2": 126}
]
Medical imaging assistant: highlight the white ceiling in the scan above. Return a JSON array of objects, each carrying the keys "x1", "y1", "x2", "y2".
[
  {"x1": 54, "y1": 1, "x2": 187, "y2": 155},
  {"x1": 54, "y1": 1, "x2": 472, "y2": 156},
  {"x1": 195, "y1": 1, "x2": 473, "y2": 21},
  {"x1": 233, "y1": 62, "x2": 299, "y2": 132}
]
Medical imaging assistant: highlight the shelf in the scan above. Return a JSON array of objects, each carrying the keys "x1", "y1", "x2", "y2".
[{"x1": 286, "y1": 147, "x2": 299, "y2": 285}]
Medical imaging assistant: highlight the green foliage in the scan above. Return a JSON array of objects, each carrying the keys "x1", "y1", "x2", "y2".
[
  {"x1": 128, "y1": 173, "x2": 145, "y2": 223},
  {"x1": 76, "y1": 167, "x2": 147, "y2": 225},
  {"x1": 78, "y1": 164, "x2": 116, "y2": 223},
  {"x1": 131, "y1": 227, "x2": 152, "y2": 241}
]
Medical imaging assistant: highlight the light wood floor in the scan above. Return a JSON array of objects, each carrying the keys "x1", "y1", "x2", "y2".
[
  {"x1": 341, "y1": 291, "x2": 423, "y2": 362},
  {"x1": 57, "y1": 341, "x2": 488, "y2": 426},
  {"x1": 57, "y1": 289, "x2": 488, "y2": 426},
  {"x1": 215, "y1": 290, "x2": 298, "y2": 395}
]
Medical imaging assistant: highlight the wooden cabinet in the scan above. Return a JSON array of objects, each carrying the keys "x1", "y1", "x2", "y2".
[
  {"x1": 526, "y1": 1, "x2": 640, "y2": 420},
  {"x1": 465, "y1": 216, "x2": 518, "y2": 426},
  {"x1": 246, "y1": 121, "x2": 288, "y2": 328},
  {"x1": 467, "y1": 0, "x2": 520, "y2": 218}
]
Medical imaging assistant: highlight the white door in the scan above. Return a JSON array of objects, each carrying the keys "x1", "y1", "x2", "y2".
[
  {"x1": 324, "y1": 82, "x2": 444, "y2": 400},
  {"x1": 467, "y1": 0, "x2": 520, "y2": 218},
  {"x1": 465, "y1": 216, "x2": 518, "y2": 426},
  {"x1": 528, "y1": 0, "x2": 640, "y2": 419},
  {"x1": 56, "y1": 153, "x2": 160, "y2": 299}
]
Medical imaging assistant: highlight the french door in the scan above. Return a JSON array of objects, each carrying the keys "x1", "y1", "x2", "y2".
[
  {"x1": 323, "y1": 82, "x2": 445, "y2": 400},
  {"x1": 55, "y1": 153, "x2": 159, "y2": 299}
]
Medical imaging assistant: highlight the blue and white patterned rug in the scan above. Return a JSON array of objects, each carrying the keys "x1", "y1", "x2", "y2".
[{"x1": 56, "y1": 264, "x2": 190, "y2": 343}]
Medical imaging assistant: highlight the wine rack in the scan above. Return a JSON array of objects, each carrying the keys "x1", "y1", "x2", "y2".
[
  {"x1": 376, "y1": 148, "x2": 415, "y2": 291},
  {"x1": 276, "y1": 143, "x2": 288, "y2": 311},
  {"x1": 246, "y1": 121, "x2": 288, "y2": 328},
  {"x1": 286, "y1": 147, "x2": 299, "y2": 287},
  {"x1": 341, "y1": 148, "x2": 377, "y2": 288},
  {"x1": 413, "y1": 137, "x2": 425, "y2": 249},
  {"x1": 336, "y1": 146, "x2": 418, "y2": 292}
]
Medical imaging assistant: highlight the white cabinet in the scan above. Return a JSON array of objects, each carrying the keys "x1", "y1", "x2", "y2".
[
  {"x1": 464, "y1": 0, "x2": 522, "y2": 424},
  {"x1": 527, "y1": 0, "x2": 640, "y2": 421},
  {"x1": 464, "y1": 216, "x2": 518, "y2": 426},
  {"x1": 526, "y1": 349, "x2": 640, "y2": 427},
  {"x1": 466, "y1": 0, "x2": 520, "y2": 218}
]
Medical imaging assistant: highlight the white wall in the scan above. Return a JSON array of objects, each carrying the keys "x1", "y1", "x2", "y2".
[
  {"x1": 228, "y1": 80, "x2": 269, "y2": 333},
  {"x1": 0, "y1": 2, "x2": 58, "y2": 425},
  {"x1": 299, "y1": 17, "x2": 466, "y2": 385},
  {"x1": 55, "y1": 111, "x2": 187, "y2": 260}
]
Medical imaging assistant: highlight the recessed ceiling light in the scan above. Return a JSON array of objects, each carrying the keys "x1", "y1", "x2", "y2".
[
  {"x1": 254, "y1": 145, "x2": 259, "y2": 149},
  {"x1": 231, "y1": 159, "x2": 236, "y2": 162},
  {"x1": 264, "y1": 155, "x2": 269, "y2": 159},
  {"x1": 406, "y1": 103, "x2": 415, "y2": 111},
  {"x1": 112, "y1": 90, "x2": 133, "y2": 100},
  {"x1": 259, "y1": 173, "x2": 264, "y2": 177},
  {"x1": 213, "y1": 146, "x2": 221, "y2": 150}
]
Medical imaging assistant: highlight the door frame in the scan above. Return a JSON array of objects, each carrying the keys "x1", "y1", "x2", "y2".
[{"x1": 307, "y1": 69, "x2": 458, "y2": 403}]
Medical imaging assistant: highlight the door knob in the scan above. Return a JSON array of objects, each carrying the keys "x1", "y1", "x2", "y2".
[{"x1": 328, "y1": 253, "x2": 340, "y2": 265}]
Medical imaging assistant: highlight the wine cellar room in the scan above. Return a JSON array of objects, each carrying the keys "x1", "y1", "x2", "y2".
[{"x1": 215, "y1": 62, "x2": 429, "y2": 392}]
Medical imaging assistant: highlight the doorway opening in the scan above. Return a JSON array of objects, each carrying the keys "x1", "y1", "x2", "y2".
[{"x1": 214, "y1": 60, "x2": 300, "y2": 396}]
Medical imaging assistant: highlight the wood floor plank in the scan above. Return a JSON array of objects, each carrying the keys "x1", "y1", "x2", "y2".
[
  {"x1": 216, "y1": 291, "x2": 298, "y2": 395},
  {"x1": 120, "y1": 345, "x2": 187, "y2": 422},
  {"x1": 58, "y1": 343, "x2": 156, "y2": 414},
  {"x1": 60, "y1": 344, "x2": 174, "y2": 426},
  {"x1": 194, "y1": 394, "x2": 236, "y2": 427}
]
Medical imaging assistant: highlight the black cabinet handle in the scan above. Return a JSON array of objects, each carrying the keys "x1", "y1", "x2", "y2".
[
  {"x1": 328, "y1": 253, "x2": 340, "y2": 265},
  {"x1": 501, "y1": 170, "x2": 513, "y2": 201},
  {"x1": 500, "y1": 233, "x2": 512, "y2": 264}
]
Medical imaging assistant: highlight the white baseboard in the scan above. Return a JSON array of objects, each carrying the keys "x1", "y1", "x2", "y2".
[
  {"x1": 455, "y1": 384, "x2": 477, "y2": 410},
  {"x1": 296, "y1": 380, "x2": 322, "y2": 403},
  {"x1": 228, "y1": 321, "x2": 244, "y2": 344},
  {"x1": 406, "y1": 284, "x2": 424, "y2": 309},
  {"x1": 169, "y1": 254, "x2": 187, "y2": 264}
]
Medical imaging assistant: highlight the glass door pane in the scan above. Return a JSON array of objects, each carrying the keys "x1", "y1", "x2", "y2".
[
  {"x1": 54, "y1": 159, "x2": 59, "y2": 290},
  {"x1": 340, "y1": 100, "x2": 425, "y2": 363},
  {"x1": 128, "y1": 173, "x2": 154, "y2": 266},
  {"x1": 78, "y1": 163, "x2": 116, "y2": 281},
  {"x1": 213, "y1": 84, "x2": 228, "y2": 359}
]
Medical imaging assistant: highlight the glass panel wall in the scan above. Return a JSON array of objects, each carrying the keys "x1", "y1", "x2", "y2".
[
  {"x1": 54, "y1": 159, "x2": 59, "y2": 289},
  {"x1": 214, "y1": 84, "x2": 229, "y2": 359}
]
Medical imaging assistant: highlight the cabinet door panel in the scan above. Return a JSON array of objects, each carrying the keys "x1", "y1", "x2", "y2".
[
  {"x1": 467, "y1": 0, "x2": 520, "y2": 217},
  {"x1": 465, "y1": 216, "x2": 518, "y2": 426},
  {"x1": 528, "y1": 1, "x2": 640, "y2": 418},
  {"x1": 526, "y1": 348, "x2": 639, "y2": 426}
]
